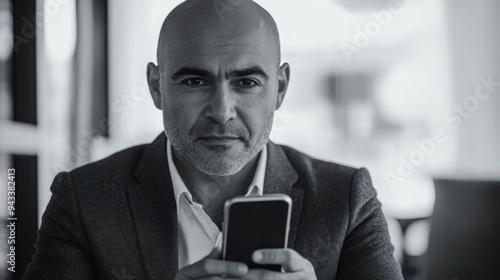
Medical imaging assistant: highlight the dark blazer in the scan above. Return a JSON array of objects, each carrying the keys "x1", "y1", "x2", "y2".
[{"x1": 24, "y1": 134, "x2": 403, "y2": 279}]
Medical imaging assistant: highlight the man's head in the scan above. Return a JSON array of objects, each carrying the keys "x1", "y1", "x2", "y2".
[{"x1": 147, "y1": 0, "x2": 290, "y2": 176}]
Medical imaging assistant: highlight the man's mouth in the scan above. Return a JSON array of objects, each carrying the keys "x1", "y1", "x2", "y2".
[{"x1": 199, "y1": 135, "x2": 241, "y2": 144}]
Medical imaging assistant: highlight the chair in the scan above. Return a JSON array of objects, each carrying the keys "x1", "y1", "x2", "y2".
[{"x1": 426, "y1": 179, "x2": 500, "y2": 279}]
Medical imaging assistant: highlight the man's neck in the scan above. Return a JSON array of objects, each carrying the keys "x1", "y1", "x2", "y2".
[{"x1": 171, "y1": 149, "x2": 260, "y2": 208}]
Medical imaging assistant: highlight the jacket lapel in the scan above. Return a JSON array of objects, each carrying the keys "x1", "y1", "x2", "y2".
[
  {"x1": 128, "y1": 134, "x2": 178, "y2": 279},
  {"x1": 264, "y1": 141, "x2": 303, "y2": 250}
]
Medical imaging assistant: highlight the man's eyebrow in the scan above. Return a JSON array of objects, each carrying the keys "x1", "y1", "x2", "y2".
[
  {"x1": 170, "y1": 67, "x2": 215, "y2": 81},
  {"x1": 227, "y1": 66, "x2": 269, "y2": 80},
  {"x1": 170, "y1": 66, "x2": 270, "y2": 81}
]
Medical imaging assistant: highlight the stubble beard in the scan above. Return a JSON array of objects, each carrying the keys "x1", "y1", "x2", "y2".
[{"x1": 164, "y1": 111, "x2": 274, "y2": 176}]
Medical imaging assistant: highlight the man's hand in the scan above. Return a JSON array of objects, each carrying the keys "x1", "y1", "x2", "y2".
[
  {"x1": 174, "y1": 247, "x2": 316, "y2": 280},
  {"x1": 174, "y1": 246, "x2": 248, "y2": 280},
  {"x1": 243, "y1": 249, "x2": 317, "y2": 280}
]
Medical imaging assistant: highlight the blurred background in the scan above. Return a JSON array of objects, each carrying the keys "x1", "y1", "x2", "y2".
[{"x1": 1, "y1": 0, "x2": 499, "y2": 279}]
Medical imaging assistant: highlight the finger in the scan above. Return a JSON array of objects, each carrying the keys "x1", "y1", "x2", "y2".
[
  {"x1": 242, "y1": 269, "x2": 289, "y2": 280},
  {"x1": 186, "y1": 259, "x2": 248, "y2": 278},
  {"x1": 197, "y1": 277, "x2": 242, "y2": 280},
  {"x1": 198, "y1": 277, "x2": 246, "y2": 280},
  {"x1": 252, "y1": 249, "x2": 306, "y2": 272}
]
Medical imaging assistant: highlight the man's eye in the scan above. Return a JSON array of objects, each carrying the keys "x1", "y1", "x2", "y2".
[
  {"x1": 235, "y1": 79, "x2": 258, "y2": 88},
  {"x1": 183, "y1": 78, "x2": 208, "y2": 87}
]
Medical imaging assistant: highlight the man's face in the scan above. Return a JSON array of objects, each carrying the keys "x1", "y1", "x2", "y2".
[{"x1": 156, "y1": 20, "x2": 286, "y2": 176}]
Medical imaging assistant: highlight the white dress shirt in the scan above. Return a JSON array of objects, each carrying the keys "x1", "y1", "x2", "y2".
[{"x1": 167, "y1": 139, "x2": 267, "y2": 269}]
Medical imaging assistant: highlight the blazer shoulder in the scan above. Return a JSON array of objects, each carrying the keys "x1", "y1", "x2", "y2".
[
  {"x1": 278, "y1": 143, "x2": 359, "y2": 183},
  {"x1": 66, "y1": 143, "x2": 148, "y2": 189},
  {"x1": 274, "y1": 143, "x2": 376, "y2": 205}
]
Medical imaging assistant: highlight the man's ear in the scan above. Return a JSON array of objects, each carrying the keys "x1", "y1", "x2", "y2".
[
  {"x1": 147, "y1": 62, "x2": 162, "y2": 110},
  {"x1": 275, "y1": 63, "x2": 290, "y2": 110}
]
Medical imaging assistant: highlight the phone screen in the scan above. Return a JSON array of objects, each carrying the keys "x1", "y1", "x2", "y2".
[{"x1": 223, "y1": 197, "x2": 291, "y2": 271}]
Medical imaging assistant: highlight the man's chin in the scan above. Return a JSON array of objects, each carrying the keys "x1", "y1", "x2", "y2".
[
  {"x1": 194, "y1": 160, "x2": 244, "y2": 176},
  {"x1": 189, "y1": 141, "x2": 256, "y2": 175}
]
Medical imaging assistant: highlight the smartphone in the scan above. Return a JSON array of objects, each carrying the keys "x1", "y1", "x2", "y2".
[{"x1": 222, "y1": 194, "x2": 292, "y2": 272}]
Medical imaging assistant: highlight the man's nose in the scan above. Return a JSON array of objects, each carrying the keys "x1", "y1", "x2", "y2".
[{"x1": 205, "y1": 84, "x2": 237, "y2": 124}]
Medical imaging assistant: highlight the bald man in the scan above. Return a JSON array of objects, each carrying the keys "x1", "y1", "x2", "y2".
[{"x1": 25, "y1": 1, "x2": 403, "y2": 279}]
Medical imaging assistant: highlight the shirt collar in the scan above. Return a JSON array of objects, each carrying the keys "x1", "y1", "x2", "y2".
[{"x1": 167, "y1": 139, "x2": 267, "y2": 213}]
